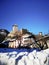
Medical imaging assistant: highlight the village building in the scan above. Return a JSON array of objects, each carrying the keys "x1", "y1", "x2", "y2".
[
  {"x1": 8, "y1": 39, "x2": 20, "y2": 48},
  {"x1": 4, "y1": 24, "x2": 35, "y2": 48},
  {"x1": 3, "y1": 24, "x2": 49, "y2": 49},
  {"x1": 21, "y1": 33, "x2": 35, "y2": 47},
  {"x1": 35, "y1": 32, "x2": 49, "y2": 49}
]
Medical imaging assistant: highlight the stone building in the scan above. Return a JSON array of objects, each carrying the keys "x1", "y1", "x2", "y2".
[
  {"x1": 5, "y1": 24, "x2": 35, "y2": 48},
  {"x1": 21, "y1": 33, "x2": 35, "y2": 47},
  {"x1": 35, "y1": 32, "x2": 49, "y2": 49},
  {"x1": 3, "y1": 24, "x2": 49, "y2": 49},
  {"x1": 20, "y1": 29, "x2": 28, "y2": 34}
]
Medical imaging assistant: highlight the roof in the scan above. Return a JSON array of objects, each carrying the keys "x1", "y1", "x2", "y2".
[{"x1": 22, "y1": 33, "x2": 31, "y2": 38}]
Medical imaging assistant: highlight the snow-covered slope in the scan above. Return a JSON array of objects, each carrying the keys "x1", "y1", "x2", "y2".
[{"x1": 0, "y1": 48, "x2": 49, "y2": 65}]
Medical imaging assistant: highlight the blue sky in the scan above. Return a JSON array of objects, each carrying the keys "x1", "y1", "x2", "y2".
[{"x1": 0, "y1": 0, "x2": 49, "y2": 34}]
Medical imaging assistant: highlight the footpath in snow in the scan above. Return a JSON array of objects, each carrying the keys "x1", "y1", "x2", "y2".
[{"x1": 0, "y1": 48, "x2": 49, "y2": 65}]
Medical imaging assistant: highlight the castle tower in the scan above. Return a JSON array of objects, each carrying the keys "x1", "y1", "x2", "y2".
[{"x1": 12, "y1": 24, "x2": 18, "y2": 32}]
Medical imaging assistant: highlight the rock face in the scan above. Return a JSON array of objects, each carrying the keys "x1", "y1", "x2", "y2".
[{"x1": 0, "y1": 29, "x2": 9, "y2": 43}]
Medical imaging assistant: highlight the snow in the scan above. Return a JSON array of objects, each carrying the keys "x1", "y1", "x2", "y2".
[{"x1": 0, "y1": 48, "x2": 49, "y2": 65}]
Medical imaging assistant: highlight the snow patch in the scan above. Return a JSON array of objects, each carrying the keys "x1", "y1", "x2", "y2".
[{"x1": 0, "y1": 48, "x2": 49, "y2": 65}]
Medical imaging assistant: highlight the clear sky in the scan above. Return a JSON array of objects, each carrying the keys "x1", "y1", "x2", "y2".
[{"x1": 0, "y1": 0, "x2": 49, "y2": 34}]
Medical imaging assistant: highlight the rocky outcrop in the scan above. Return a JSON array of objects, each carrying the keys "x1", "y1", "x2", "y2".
[{"x1": 0, "y1": 29, "x2": 9, "y2": 43}]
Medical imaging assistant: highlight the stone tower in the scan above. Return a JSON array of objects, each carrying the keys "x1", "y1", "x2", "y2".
[
  {"x1": 12, "y1": 24, "x2": 18, "y2": 32},
  {"x1": 39, "y1": 32, "x2": 43, "y2": 36}
]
